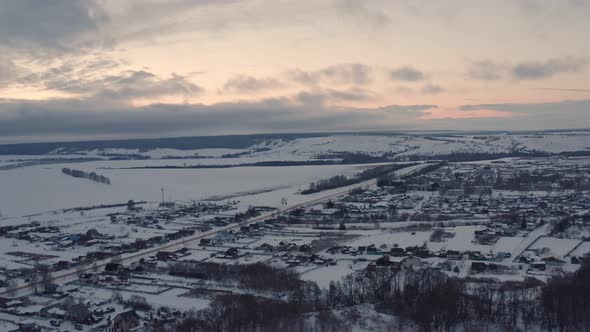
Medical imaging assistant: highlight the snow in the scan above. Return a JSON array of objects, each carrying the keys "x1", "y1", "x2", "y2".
[
  {"x1": 79, "y1": 147, "x2": 251, "y2": 158},
  {"x1": 0, "y1": 161, "x2": 366, "y2": 217},
  {"x1": 529, "y1": 237, "x2": 582, "y2": 258},
  {"x1": 300, "y1": 259, "x2": 368, "y2": 288},
  {"x1": 7, "y1": 132, "x2": 590, "y2": 166},
  {"x1": 250, "y1": 135, "x2": 410, "y2": 159},
  {"x1": 118, "y1": 287, "x2": 211, "y2": 311},
  {"x1": 570, "y1": 241, "x2": 590, "y2": 257}
]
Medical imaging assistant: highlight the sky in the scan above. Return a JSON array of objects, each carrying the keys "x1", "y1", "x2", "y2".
[{"x1": 0, "y1": 0, "x2": 589, "y2": 143}]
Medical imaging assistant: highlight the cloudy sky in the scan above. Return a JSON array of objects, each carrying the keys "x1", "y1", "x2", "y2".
[{"x1": 1, "y1": 0, "x2": 589, "y2": 143}]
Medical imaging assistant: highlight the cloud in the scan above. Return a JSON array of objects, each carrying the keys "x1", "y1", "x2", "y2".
[
  {"x1": 393, "y1": 86, "x2": 416, "y2": 94},
  {"x1": 19, "y1": 56, "x2": 122, "y2": 89},
  {"x1": 0, "y1": 0, "x2": 110, "y2": 56},
  {"x1": 375, "y1": 104, "x2": 437, "y2": 113},
  {"x1": 286, "y1": 63, "x2": 373, "y2": 86},
  {"x1": 294, "y1": 88, "x2": 374, "y2": 107},
  {"x1": 0, "y1": 57, "x2": 27, "y2": 88},
  {"x1": 389, "y1": 66, "x2": 425, "y2": 82},
  {"x1": 93, "y1": 71, "x2": 204, "y2": 101},
  {"x1": 20, "y1": 64, "x2": 203, "y2": 101},
  {"x1": 421, "y1": 84, "x2": 445, "y2": 95},
  {"x1": 0, "y1": 92, "x2": 435, "y2": 141},
  {"x1": 221, "y1": 75, "x2": 285, "y2": 94},
  {"x1": 533, "y1": 88, "x2": 590, "y2": 93},
  {"x1": 467, "y1": 60, "x2": 506, "y2": 81},
  {"x1": 460, "y1": 99, "x2": 590, "y2": 115},
  {"x1": 335, "y1": 0, "x2": 390, "y2": 28},
  {"x1": 468, "y1": 57, "x2": 587, "y2": 81},
  {"x1": 511, "y1": 57, "x2": 586, "y2": 80},
  {"x1": 436, "y1": 99, "x2": 590, "y2": 130}
]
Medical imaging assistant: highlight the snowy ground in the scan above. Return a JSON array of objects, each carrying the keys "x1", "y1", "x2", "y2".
[
  {"x1": 35, "y1": 132, "x2": 590, "y2": 160},
  {"x1": 0, "y1": 161, "x2": 368, "y2": 217}
]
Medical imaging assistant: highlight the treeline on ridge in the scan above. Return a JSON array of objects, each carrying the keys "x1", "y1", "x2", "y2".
[
  {"x1": 62, "y1": 168, "x2": 111, "y2": 185},
  {"x1": 302, "y1": 163, "x2": 418, "y2": 195}
]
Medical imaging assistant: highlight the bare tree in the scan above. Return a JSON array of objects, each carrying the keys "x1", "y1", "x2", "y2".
[
  {"x1": 30, "y1": 270, "x2": 40, "y2": 294},
  {"x1": 4, "y1": 280, "x2": 18, "y2": 298}
]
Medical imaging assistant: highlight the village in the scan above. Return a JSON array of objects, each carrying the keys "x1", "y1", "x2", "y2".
[{"x1": 0, "y1": 156, "x2": 589, "y2": 331}]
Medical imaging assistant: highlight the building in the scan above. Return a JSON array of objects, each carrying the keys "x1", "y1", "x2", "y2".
[
  {"x1": 401, "y1": 256, "x2": 422, "y2": 270},
  {"x1": 104, "y1": 263, "x2": 123, "y2": 274},
  {"x1": 112, "y1": 310, "x2": 141, "y2": 332}
]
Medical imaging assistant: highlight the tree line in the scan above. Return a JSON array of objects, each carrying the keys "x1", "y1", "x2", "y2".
[
  {"x1": 302, "y1": 163, "x2": 418, "y2": 194},
  {"x1": 161, "y1": 261, "x2": 590, "y2": 332},
  {"x1": 169, "y1": 262, "x2": 304, "y2": 294},
  {"x1": 62, "y1": 168, "x2": 111, "y2": 184}
]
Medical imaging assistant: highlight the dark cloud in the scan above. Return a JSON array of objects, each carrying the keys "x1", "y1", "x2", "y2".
[
  {"x1": 0, "y1": 92, "x2": 435, "y2": 141},
  {"x1": 421, "y1": 84, "x2": 445, "y2": 95},
  {"x1": 0, "y1": 0, "x2": 110, "y2": 56},
  {"x1": 389, "y1": 66, "x2": 425, "y2": 82},
  {"x1": 468, "y1": 57, "x2": 587, "y2": 81},
  {"x1": 460, "y1": 99, "x2": 590, "y2": 115},
  {"x1": 374, "y1": 104, "x2": 437, "y2": 113},
  {"x1": 511, "y1": 57, "x2": 586, "y2": 80},
  {"x1": 294, "y1": 88, "x2": 374, "y2": 107},
  {"x1": 467, "y1": 60, "x2": 506, "y2": 81},
  {"x1": 431, "y1": 99, "x2": 590, "y2": 130},
  {"x1": 221, "y1": 75, "x2": 285, "y2": 94},
  {"x1": 286, "y1": 63, "x2": 373, "y2": 86}
]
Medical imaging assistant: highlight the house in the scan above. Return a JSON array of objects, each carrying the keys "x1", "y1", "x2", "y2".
[
  {"x1": 413, "y1": 249, "x2": 433, "y2": 258},
  {"x1": 389, "y1": 247, "x2": 406, "y2": 257},
  {"x1": 53, "y1": 261, "x2": 70, "y2": 270},
  {"x1": 446, "y1": 250, "x2": 463, "y2": 260},
  {"x1": 519, "y1": 256, "x2": 532, "y2": 264},
  {"x1": 112, "y1": 310, "x2": 141, "y2": 332},
  {"x1": 366, "y1": 247, "x2": 379, "y2": 255},
  {"x1": 216, "y1": 230, "x2": 236, "y2": 242},
  {"x1": 79, "y1": 273, "x2": 98, "y2": 284},
  {"x1": 401, "y1": 256, "x2": 422, "y2": 270},
  {"x1": 223, "y1": 248, "x2": 240, "y2": 259},
  {"x1": 17, "y1": 322, "x2": 41, "y2": 332},
  {"x1": 530, "y1": 262, "x2": 546, "y2": 271},
  {"x1": 44, "y1": 283, "x2": 62, "y2": 294},
  {"x1": 471, "y1": 262, "x2": 487, "y2": 273},
  {"x1": 46, "y1": 307, "x2": 65, "y2": 320},
  {"x1": 299, "y1": 244, "x2": 311, "y2": 252},
  {"x1": 375, "y1": 255, "x2": 392, "y2": 266},
  {"x1": 104, "y1": 263, "x2": 123, "y2": 274},
  {"x1": 62, "y1": 285, "x2": 79, "y2": 293},
  {"x1": 155, "y1": 251, "x2": 176, "y2": 262},
  {"x1": 447, "y1": 189, "x2": 465, "y2": 197},
  {"x1": 257, "y1": 243, "x2": 274, "y2": 251},
  {"x1": 65, "y1": 303, "x2": 91, "y2": 323},
  {"x1": 542, "y1": 257, "x2": 566, "y2": 268}
]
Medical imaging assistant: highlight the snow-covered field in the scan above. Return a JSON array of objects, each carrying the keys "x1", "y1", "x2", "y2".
[
  {"x1": 2, "y1": 132, "x2": 589, "y2": 217},
  {"x1": 0, "y1": 160, "x2": 368, "y2": 217},
  {"x1": 35, "y1": 132, "x2": 590, "y2": 161}
]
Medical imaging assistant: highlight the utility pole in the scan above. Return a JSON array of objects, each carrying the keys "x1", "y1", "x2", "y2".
[{"x1": 161, "y1": 187, "x2": 165, "y2": 204}]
